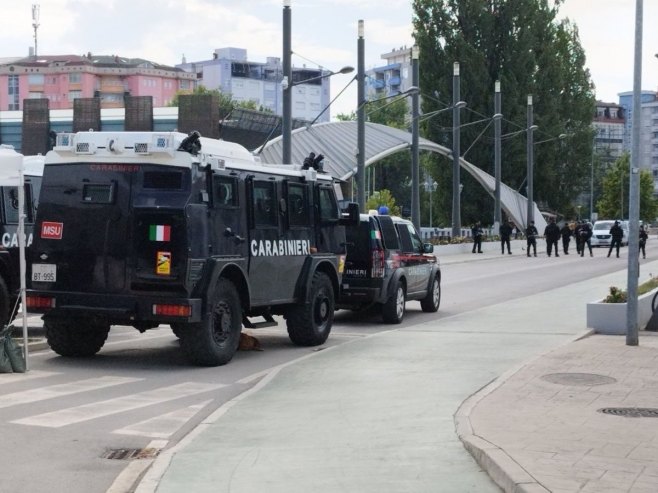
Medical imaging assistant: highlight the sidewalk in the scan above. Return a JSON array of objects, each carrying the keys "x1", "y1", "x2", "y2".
[{"x1": 134, "y1": 250, "x2": 658, "y2": 492}]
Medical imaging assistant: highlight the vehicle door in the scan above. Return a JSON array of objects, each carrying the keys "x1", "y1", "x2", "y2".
[
  {"x1": 209, "y1": 173, "x2": 248, "y2": 258},
  {"x1": 395, "y1": 222, "x2": 432, "y2": 296}
]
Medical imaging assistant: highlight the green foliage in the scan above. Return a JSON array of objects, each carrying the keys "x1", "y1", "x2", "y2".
[
  {"x1": 603, "y1": 278, "x2": 658, "y2": 303},
  {"x1": 167, "y1": 85, "x2": 264, "y2": 116},
  {"x1": 597, "y1": 153, "x2": 658, "y2": 222},
  {"x1": 366, "y1": 189, "x2": 401, "y2": 216},
  {"x1": 412, "y1": 0, "x2": 595, "y2": 225}
]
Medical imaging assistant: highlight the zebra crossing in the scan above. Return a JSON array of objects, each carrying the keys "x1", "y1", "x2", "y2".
[{"x1": 0, "y1": 371, "x2": 222, "y2": 438}]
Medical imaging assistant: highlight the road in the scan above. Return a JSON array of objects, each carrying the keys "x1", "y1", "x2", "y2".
[{"x1": 0, "y1": 241, "x2": 650, "y2": 493}]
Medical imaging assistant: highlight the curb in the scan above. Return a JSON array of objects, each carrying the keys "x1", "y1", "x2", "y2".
[{"x1": 454, "y1": 330, "x2": 594, "y2": 493}]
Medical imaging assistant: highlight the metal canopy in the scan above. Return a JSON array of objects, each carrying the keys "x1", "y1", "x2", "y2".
[{"x1": 257, "y1": 121, "x2": 546, "y2": 231}]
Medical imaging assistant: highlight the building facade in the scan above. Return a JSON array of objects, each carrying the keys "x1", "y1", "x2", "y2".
[
  {"x1": 176, "y1": 47, "x2": 331, "y2": 123},
  {"x1": 593, "y1": 101, "x2": 625, "y2": 165},
  {"x1": 0, "y1": 54, "x2": 195, "y2": 111},
  {"x1": 364, "y1": 46, "x2": 414, "y2": 101}
]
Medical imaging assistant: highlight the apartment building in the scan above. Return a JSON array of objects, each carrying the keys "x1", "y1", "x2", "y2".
[
  {"x1": 364, "y1": 46, "x2": 414, "y2": 101},
  {"x1": 0, "y1": 53, "x2": 196, "y2": 111},
  {"x1": 176, "y1": 47, "x2": 331, "y2": 123}
]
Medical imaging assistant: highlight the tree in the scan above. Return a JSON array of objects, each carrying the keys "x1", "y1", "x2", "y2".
[
  {"x1": 412, "y1": 0, "x2": 595, "y2": 226},
  {"x1": 597, "y1": 153, "x2": 658, "y2": 222},
  {"x1": 366, "y1": 189, "x2": 401, "y2": 217},
  {"x1": 168, "y1": 85, "x2": 265, "y2": 116}
]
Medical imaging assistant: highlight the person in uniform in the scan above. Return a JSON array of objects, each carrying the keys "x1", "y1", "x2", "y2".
[
  {"x1": 607, "y1": 220, "x2": 624, "y2": 258},
  {"x1": 580, "y1": 221, "x2": 593, "y2": 257},
  {"x1": 544, "y1": 217, "x2": 560, "y2": 257},
  {"x1": 574, "y1": 220, "x2": 583, "y2": 255},
  {"x1": 639, "y1": 225, "x2": 648, "y2": 259},
  {"x1": 525, "y1": 221, "x2": 538, "y2": 257},
  {"x1": 560, "y1": 222, "x2": 572, "y2": 255},
  {"x1": 499, "y1": 220, "x2": 513, "y2": 255},
  {"x1": 471, "y1": 221, "x2": 484, "y2": 254}
]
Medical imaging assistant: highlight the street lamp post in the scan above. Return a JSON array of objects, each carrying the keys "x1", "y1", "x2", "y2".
[
  {"x1": 356, "y1": 20, "x2": 366, "y2": 210},
  {"x1": 411, "y1": 46, "x2": 420, "y2": 230},
  {"x1": 282, "y1": 1, "x2": 292, "y2": 164},
  {"x1": 424, "y1": 176, "x2": 437, "y2": 228},
  {"x1": 451, "y1": 62, "x2": 462, "y2": 238},
  {"x1": 526, "y1": 95, "x2": 535, "y2": 227},
  {"x1": 494, "y1": 80, "x2": 502, "y2": 232}
]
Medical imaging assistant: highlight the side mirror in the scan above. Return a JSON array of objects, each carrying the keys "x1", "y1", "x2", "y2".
[
  {"x1": 423, "y1": 243, "x2": 434, "y2": 254},
  {"x1": 339, "y1": 202, "x2": 360, "y2": 226}
]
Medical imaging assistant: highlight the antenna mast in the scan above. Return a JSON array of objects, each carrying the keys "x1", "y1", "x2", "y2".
[{"x1": 32, "y1": 4, "x2": 40, "y2": 58}]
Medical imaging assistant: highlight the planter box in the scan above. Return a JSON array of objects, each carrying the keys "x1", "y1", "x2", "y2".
[{"x1": 586, "y1": 287, "x2": 658, "y2": 335}]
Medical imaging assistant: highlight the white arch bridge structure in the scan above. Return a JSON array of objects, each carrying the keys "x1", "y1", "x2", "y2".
[{"x1": 258, "y1": 121, "x2": 546, "y2": 232}]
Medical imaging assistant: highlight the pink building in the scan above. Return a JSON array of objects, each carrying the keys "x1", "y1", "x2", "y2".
[{"x1": 0, "y1": 54, "x2": 196, "y2": 110}]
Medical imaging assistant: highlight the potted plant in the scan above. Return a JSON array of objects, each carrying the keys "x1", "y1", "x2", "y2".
[{"x1": 586, "y1": 278, "x2": 658, "y2": 335}]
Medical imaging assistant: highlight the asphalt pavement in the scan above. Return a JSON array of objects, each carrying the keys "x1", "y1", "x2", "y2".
[{"x1": 125, "y1": 239, "x2": 658, "y2": 493}]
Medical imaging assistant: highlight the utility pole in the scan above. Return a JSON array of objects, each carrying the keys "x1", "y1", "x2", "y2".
[
  {"x1": 281, "y1": 1, "x2": 292, "y2": 164},
  {"x1": 356, "y1": 20, "x2": 366, "y2": 210},
  {"x1": 32, "y1": 4, "x2": 40, "y2": 58},
  {"x1": 451, "y1": 62, "x2": 461, "y2": 237},
  {"x1": 410, "y1": 46, "x2": 420, "y2": 230},
  {"x1": 494, "y1": 80, "x2": 501, "y2": 232},
  {"x1": 526, "y1": 95, "x2": 535, "y2": 227}
]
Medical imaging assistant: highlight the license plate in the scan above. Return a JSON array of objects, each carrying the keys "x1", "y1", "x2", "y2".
[{"x1": 32, "y1": 263, "x2": 56, "y2": 283}]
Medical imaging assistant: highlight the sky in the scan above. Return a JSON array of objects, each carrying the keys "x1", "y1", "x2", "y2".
[{"x1": 1, "y1": 0, "x2": 657, "y2": 117}]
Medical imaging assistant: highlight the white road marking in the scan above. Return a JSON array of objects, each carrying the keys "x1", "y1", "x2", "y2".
[
  {"x1": 13, "y1": 382, "x2": 224, "y2": 428},
  {"x1": 0, "y1": 376, "x2": 141, "y2": 409},
  {"x1": 0, "y1": 370, "x2": 59, "y2": 385},
  {"x1": 112, "y1": 400, "x2": 212, "y2": 438}
]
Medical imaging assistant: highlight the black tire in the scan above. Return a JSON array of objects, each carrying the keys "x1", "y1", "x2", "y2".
[
  {"x1": 170, "y1": 323, "x2": 184, "y2": 339},
  {"x1": 382, "y1": 281, "x2": 405, "y2": 324},
  {"x1": 179, "y1": 279, "x2": 242, "y2": 366},
  {"x1": 0, "y1": 277, "x2": 11, "y2": 329},
  {"x1": 286, "y1": 271, "x2": 334, "y2": 346},
  {"x1": 420, "y1": 275, "x2": 441, "y2": 313},
  {"x1": 45, "y1": 317, "x2": 110, "y2": 357}
]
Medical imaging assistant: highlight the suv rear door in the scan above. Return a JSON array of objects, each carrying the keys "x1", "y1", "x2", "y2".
[{"x1": 395, "y1": 221, "x2": 433, "y2": 296}]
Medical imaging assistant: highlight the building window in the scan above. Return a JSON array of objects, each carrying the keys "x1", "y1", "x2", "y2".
[
  {"x1": 179, "y1": 80, "x2": 190, "y2": 90},
  {"x1": 68, "y1": 90, "x2": 82, "y2": 101},
  {"x1": 69, "y1": 73, "x2": 82, "y2": 84},
  {"x1": 28, "y1": 74, "x2": 44, "y2": 85},
  {"x1": 8, "y1": 75, "x2": 19, "y2": 110},
  {"x1": 28, "y1": 92, "x2": 42, "y2": 99}
]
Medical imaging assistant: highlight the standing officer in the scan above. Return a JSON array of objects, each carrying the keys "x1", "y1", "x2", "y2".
[
  {"x1": 471, "y1": 221, "x2": 484, "y2": 254},
  {"x1": 525, "y1": 220, "x2": 538, "y2": 257},
  {"x1": 499, "y1": 220, "x2": 513, "y2": 255},
  {"x1": 607, "y1": 220, "x2": 624, "y2": 258},
  {"x1": 574, "y1": 220, "x2": 583, "y2": 255},
  {"x1": 580, "y1": 221, "x2": 593, "y2": 257},
  {"x1": 544, "y1": 217, "x2": 561, "y2": 257},
  {"x1": 639, "y1": 225, "x2": 648, "y2": 259},
  {"x1": 560, "y1": 222, "x2": 572, "y2": 255}
]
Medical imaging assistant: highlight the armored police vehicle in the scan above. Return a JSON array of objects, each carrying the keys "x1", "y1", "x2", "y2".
[
  {"x1": 26, "y1": 131, "x2": 354, "y2": 366},
  {"x1": 0, "y1": 149, "x2": 43, "y2": 327}
]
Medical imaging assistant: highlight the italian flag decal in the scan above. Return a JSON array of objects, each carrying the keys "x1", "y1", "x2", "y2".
[{"x1": 149, "y1": 225, "x2": 171, "y2": 242}]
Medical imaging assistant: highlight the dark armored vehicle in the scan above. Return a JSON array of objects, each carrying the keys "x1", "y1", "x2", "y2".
[
  {"x1": 26, "y1": 131, "x2": 354, "y2": 366},
  {"x1": 338, "y1": 213, "x2": 440, "y2": 323},
  {"x1": 0, "y1": 149, "x2": 43, "y2": 326}
]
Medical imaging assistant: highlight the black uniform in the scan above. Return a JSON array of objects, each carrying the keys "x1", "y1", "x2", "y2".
[
  {"x1": 560, "y1": 224, "x2": 572, "y2": 254},
  {"x1": 574, "y1": 222, "x2": 583, "y2": 254},
  {"x1": 499, "y1": 221, "x2": 513, "y2": 254},
  {"x1": 526, "y1": 222, "x2": 538, "y2": 257},
  {"x1": 579, "y1": 222, "x2": 593, "y2": 257},
  {"x1": 640, "y1": 226, "x2": 648, "y2": 259},
  {"x1": 471, "y1": 222, "x2": 484, "y2": 253},
  {"x1": 544, "y1": 219, "x2": 561, "y2": 257},
  {"x1": 607, "y1": 222, "x2": 624, "y2": 258}
]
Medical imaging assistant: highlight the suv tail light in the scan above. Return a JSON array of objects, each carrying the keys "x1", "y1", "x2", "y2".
[{"x1": 371, "y1": 247, "x2": 385, "y2": 278}]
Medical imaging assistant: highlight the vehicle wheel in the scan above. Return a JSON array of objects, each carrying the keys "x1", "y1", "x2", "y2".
[
  {"x1": 45, "y1": 317, "x2": 110, "y2": 357},
  {"x1": 286, "y1": 271, "x2": 334, "y2": 346},
  {"x1": 382, "y1": 281, "x2": 405, "y2": 324},
  {"x1": 170, "y1": 323, "x2": 184, "y2": 339},
  {"x1": 420, "y1": 275, "x2": 441, "y2": 313},
  {"x1": 0, "y1": 277, "x2": 11, "y2": 328},
  {"x1": 179, "y1": 279, "x2": 242, "y2": 366}
]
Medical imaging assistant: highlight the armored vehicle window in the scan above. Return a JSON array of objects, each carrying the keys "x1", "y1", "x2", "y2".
[
  {"x1": 318, "y1": 186, "x2": 339, "y2": 222},
  {"x1": 396, "y1": 223, "x2": 415, "y2": 252},
  {"x1": 143, "y1": 171, "x2": 183, "y2": 190},
  {"x1": 82, "y1": 183, "x2": 114, "y2": 204},
  {"x1": 253, "y1": 181, "x2": 277, "y2": 227},
  {"x1": 287, "y1": 183, "x2": 309, "y2": 227},
  {"x1": 213, "y1": 176, "x2": 238, "y2": 207},
  {"x1": 2, "y1": 185, "x2": 35, "y2": 223}
]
